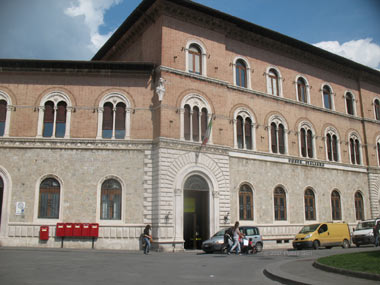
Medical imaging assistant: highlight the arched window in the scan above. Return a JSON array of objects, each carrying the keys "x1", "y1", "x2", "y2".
[
  {"x1": 354, "y1": 191, "x2": 364, "y2": 221},
  {"x1": 349, "y1": 134, "x2": 361, "y2": 165},
  {"x1": 37, "y1": 92, "x2": 72, "y2": 138},
  {"x1": 234, "y1": 110, "x2": 254, "y2": 150},
  {"x1": 102, "y1": 102, "x2": 126, "y2": 139},
  {"x1": 0, "y1": 100, "x2": 7, "y2": 136},
  {"x1": 101, "y1": 179, "x2": 122, "y2": 220},
  {"x1": 188, "y1": 44, "x2": 202, "y2": 75},
  {"x1": 325, "y1": 128, "x2": 339, "y2": 162},
  {"x1": 331, "y1": 190, "x2": 341, "y2": 220},
  {"x1": 297, "y1": 77, "x2": 307, "y2": 103},
  {"x1": 323, "y1": 85, "x2": 333, "y2": 110},
  {"x1": 268, "y1": 69, "x2": 280, "y2": 96},
  {"x1": 274, "y1": 187, "x2": 286, "y2": 221},
  {"x1": 235, "y1": 59, "x2": 247, "y2": 88},
  {"x1": 38, "y1": 178, "x2": 60, "y2": 219},
  {"x1": 181, "y1": 95, "x2": 212, "y2": 143},
  {"x1": 304, "y1": 189, "x2": 316, "y2": 220},
  {"x1": 270, "y1": 120, "x2": 286, "y2": 154},
  {"x1": 300, "y1": 124, "x2": 314, "y2": 158},
  {"x1": 97, "y1": 93, "x2": 130, "y2": 140},
  {"x1": 0, "y1": 91, "x2": 12, "y2": 137},
  {"x1": 374, "y1": 99, "x2": 380, "y2": 121},
  {"x1": 239, "y1": 184, "x2": 253, "y2": 220},
  {"x1": 43, "y1": 100, "x2": 67, "y2": 138},
  {"x1": 345, "y1": 92, "x2": 355, "y2": 115}
]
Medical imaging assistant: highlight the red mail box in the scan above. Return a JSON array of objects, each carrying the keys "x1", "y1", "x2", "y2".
[
  {"x1": 73, "y1": 223, "x2": 82, "y2": 237},
  {"x1": 40, "y1": 226, "x2": 49, "y2": 240},
  {"x1": 64, "y1": 223, "x2": 73, "y2": 236},
  {"x1": 90, "y1": 223, "x2": 99, "y2": 237},
  {"x1": 56, "y1": 223, "x2": 65, "y2": 237},
  {"x1": 82, "y1": 223, "x2": 90, "y2": 237}
]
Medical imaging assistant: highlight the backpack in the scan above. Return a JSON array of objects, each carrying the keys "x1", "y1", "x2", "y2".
[{"x1": 225, "y1": 227, "x2": 233, "y2": 238}]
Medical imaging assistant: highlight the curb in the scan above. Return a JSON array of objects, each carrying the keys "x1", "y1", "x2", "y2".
[
  {"x1": 263, "y1": 258, "x2": 314, "y2": 285},
  {"x1": 263, "y1": 268, "x2": 310, "y2": 285},
  {"x1": 313, "y1": 260, "x2": 380, "y2": 282}
]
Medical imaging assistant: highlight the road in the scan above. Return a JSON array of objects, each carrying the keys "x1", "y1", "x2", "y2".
[{"x1": 0, "y1": 246, "x2": 378, "y2": 284}]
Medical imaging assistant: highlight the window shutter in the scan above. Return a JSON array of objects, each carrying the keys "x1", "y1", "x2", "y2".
[
  {"x1": 184, "y1": 105, "x2": 191, "y2": 140},
  {"x1": 355, "y1": 139, "x2": 360, "y2": 164},
  {"x1": 201, "y1": 108, "x2": 207, "y2": 140},
  {"x1": 192, "y1": 107, "x2": 199, "y2": 141},
  {"x1": 44, "y1": 101, "x2": 54, "y2": 123},
  {"x1": 115, "y1": 103, "x2": 126, "y2": 130},
  {"x1": 56, "y1": 102, "x2": 67, "y2": 123},
  {"x1": 237, "y1": 116, "x2": 243, "y2": 148},
  {"x1": 278, "y1": 124, "x2": 285, "y2": 154},
  {"x1": 245, "y1": 118, "x2": 252, "y2": 150},
  {"x1": 271, "y1": 123, "x2": 277, "y2": 153},
  {"x1": 300, "y1": 128, "x2": 306, "y2": 157},
  {"x1": 332, "y1": 135, "x2": 338, "y2": 161},
  {"x1": 327, "y1": 134, "x2": 332, "y2": 161},
  {"x1": 350, "y1": 138, "x2": 355, "y2": 164},
  {"x1": 307, "y1": 129, "x2": 313, "y2": 158},
  {"x1": 0, "y1": 100, "x2": 7, "y2": 122},
  {"x1": 102, "y1": 103, "x2": 113, "y2": 130}
]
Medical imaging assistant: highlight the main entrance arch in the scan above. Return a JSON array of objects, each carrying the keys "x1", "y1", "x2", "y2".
[{"x1": 183, "y1": 175, "x2": 209, "y2": 249}]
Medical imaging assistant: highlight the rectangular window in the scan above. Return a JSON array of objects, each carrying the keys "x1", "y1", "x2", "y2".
[
  {"x1": 38, "y1": 188, "x2": 60, "y2": 219},
  {"x1": 101, "y1": 189, "x2": 121, "y2": 220}
]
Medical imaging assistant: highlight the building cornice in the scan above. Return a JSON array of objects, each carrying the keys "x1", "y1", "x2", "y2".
[
  {"x1": 0, "y1": 59, "x2": 155, "y2": 75},
  {"x1": 0, "y1": 136, "x2": 375, "y2": 173}
]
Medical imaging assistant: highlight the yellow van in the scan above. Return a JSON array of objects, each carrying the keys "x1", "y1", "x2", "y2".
[{"x1": 292, "y1": 222, "x2": 351, "y2": 250}]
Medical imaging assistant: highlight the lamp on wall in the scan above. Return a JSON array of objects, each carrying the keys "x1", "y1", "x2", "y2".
[{"x1": 224, "y1": 212, "x2": 230, "y2": 224}]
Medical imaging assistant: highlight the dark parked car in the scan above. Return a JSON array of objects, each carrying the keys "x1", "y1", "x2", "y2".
[{"x1": 201, "y1": 226, "x2": 263, "y2": 253}]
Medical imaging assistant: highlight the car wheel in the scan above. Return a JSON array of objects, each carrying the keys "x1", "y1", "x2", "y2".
[
  {"x1": 355, "y1": 243, "x2": 360, "y2": 248},
  {"x1": 312, "y1": 240, "x2": 319, "y2": 250},
  {"x1": 325, "y1": 246, "x2": 332, "y2": 249},
  {"x1": 342, "y1": 239, "x2": 350, "y2": 249},
  {"x1": 255, "y1": 242, "x2": 263, "y2": 252}
]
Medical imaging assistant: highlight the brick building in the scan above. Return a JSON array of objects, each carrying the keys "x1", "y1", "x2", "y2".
[{"x1": 0, "y1": 0, "x2": 379, "y2": 251}]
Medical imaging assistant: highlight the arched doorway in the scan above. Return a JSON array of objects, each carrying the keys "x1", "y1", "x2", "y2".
[{"x1": 183, "y1": 175, "x2": 209, "y2": 249}]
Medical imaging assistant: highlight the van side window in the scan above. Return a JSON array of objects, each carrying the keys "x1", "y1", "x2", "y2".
[
  {"x1": 319, "y1": 224, "x2": 328, "y2": 233},
  {"x1": 246, "y1": 228, "x2": 257, "y2": 235}
]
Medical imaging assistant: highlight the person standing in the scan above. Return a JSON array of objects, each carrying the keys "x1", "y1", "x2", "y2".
[
  {"x1": 143, "y1": 225, "x2": 152, "y2": 254},
  {"x1": 229, "y1": 221, "x2": 244, "y2": 255}
]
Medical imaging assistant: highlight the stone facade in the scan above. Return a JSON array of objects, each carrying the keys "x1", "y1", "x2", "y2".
[{"x1": 0, "y1": 0, "x2": 380, "y2": 251}]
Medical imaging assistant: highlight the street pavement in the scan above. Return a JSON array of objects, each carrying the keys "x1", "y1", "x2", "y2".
[{"x1": 0, "y1": 246, "x2": 378, "y2": 284}]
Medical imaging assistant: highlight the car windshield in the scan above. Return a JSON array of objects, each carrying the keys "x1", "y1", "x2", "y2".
[
  {"x1": 299, "y1": 224, "x2": 320, "y2": 234},
  {"x1": 213, "y1": 229, "x2": 225, "y2": 237},
  {"x1": 356, "y1": 221, "x2": 375, "y2": 230}
]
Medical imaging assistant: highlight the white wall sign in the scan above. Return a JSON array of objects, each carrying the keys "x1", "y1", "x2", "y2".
[{"x1": 16, "y1": 202, "x2": 25, "y2": 215}]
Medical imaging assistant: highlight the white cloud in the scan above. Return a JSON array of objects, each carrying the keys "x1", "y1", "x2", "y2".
[
  {"x1": 65, "y1": 0, "x2": 121, "y2": 53},
  {"x1": 313, "y1": 38, "x2": 380, "y2": 70}
]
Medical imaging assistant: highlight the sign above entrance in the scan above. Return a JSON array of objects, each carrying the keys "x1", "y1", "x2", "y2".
[{"x1": 288, "y1": 158, "x2": 325, "y2": 167}]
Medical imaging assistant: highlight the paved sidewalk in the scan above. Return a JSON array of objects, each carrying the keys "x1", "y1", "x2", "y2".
[{"x1": 264, "y1": 251, "x2": 380, "y2": 285}]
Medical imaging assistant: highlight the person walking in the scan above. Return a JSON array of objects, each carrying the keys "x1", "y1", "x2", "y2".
[
  {"x1": 229, "y1": 221, "x2": 244, "y2": 255},
  {"x1": 143, "y1": 225, "x2": 152, "y2": 254},
  {"x1": 374, "y1": 221, "x2": 380, "y2": 247}
]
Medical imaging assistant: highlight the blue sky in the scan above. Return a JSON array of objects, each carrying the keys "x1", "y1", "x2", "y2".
[{"x1": 1, "y1": 0, "x2": 379, "y2": 69}]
